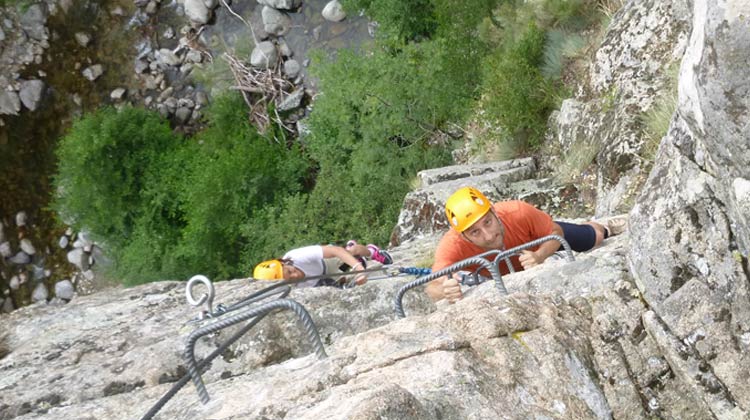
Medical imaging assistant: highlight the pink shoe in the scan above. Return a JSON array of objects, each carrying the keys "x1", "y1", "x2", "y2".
[
  {"x1": 346, "y1": 240, "x2": 357, "y2": 251},
  {"x1": 367, "y1": 244, "x2": 393, "y2": 264}
]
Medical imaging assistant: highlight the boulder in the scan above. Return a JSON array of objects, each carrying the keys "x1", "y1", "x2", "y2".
[
  {"x1": 82, "y1": 64, "x2": 104, "y2": 81},
  {"x1": 322, "y1": 0, "x2": 346, "y2": 22},
  {"x1": 261, "y1": 6, "x2": 291, "y2": 36},
  {"x1": 19, "y1": 79, "x2": 45, "y2": 111},
  {"x1": 250, "y1": 41, "x2": 278, "y2": 68},
  {"x1": 54, "y1": 280, "x2": 75, "y2": 300},
  {"x1": 0, "y1": 90, "x2": 22, "y2": 115},
  {"x1": 184, "y1": 0, "x2": 212, "y2": 25}
]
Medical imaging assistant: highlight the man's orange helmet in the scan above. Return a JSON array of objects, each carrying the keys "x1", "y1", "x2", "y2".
[
  {"x1": 253, "y1": 259, "x2": 284, "y2": 280},
  {"x1": 445, "y1": 186, "x2": 492, "y2": 232}
]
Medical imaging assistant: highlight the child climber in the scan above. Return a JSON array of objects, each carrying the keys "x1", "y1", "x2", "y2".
[{"x1": 253, "y1": 242, "x2": 393, "y2": 288}]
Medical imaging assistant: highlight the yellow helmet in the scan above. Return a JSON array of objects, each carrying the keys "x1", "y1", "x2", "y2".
[
  {"x1": 445, "y1": 187, "x2": 492, "y2": 232},
  {"x1": 253, "y1": 259, "x2": 284, "y2": 280}
]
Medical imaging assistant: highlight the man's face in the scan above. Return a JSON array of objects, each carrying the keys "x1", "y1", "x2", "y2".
[{"x1": 462, "y1": 211, "x2": 505, "y2": 250}]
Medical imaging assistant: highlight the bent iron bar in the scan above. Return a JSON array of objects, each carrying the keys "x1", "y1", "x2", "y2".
[
  {"x1": 393, "y1": 235, "x2": 575, "y2": 318},
  {"x1": 140, "y1": 312, "x2": 271, "y2": 420},
  {"x1": 185, "y1": 298, "x2": 327, "y2": 404}
]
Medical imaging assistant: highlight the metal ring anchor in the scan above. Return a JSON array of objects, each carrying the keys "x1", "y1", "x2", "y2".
[{"x1": 186, "y1": 275, "x2": 215, "y2": 319}]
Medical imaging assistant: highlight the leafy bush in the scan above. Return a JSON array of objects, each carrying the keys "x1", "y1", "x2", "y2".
[
  {"x1": 54, "y1": 95, "x2": 310, "y2": 284},
  {"x1": 53, "y1": 106, "x2": 182, "y2": 249},
  {"x1": 341, "y1": 0, "x2": 436, "y2": 44},
  {"x1": 480, "y1": 21, "x2": 556, "y2": 148},
  {"x1": 244, "y1": 44, "x2": 463, "y2": 258}
]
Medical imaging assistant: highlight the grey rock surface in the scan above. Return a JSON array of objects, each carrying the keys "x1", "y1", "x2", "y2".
[
  {"x1": 18, "y1": 79, "x2": 45, "y2": 111},
  {"x1": 628, "y1": 0, "x2": 750, "y2": 414},
  {"x1": 0, "y1": 90, "x2": 22, "y2": 115},
  {"x1": 250, "y1": 41, "x2": 279, "y2": 69},
  {"x1": 542, "y1": 0, "x2": 692, "y2": 217}
]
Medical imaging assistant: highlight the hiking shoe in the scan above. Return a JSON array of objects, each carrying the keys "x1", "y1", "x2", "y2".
[
  {"x1": 605, "y1": 215, "x2": 628, "y2": 237},
  {"x1": 367, "y1": 244, "x2": 393, "y2": 265}
]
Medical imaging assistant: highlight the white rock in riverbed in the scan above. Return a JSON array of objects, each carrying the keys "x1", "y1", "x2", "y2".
[
  {"x1": 110, "y1": 87, "x2": 127, "y2": 100},
  {"x1": 19, "y1": 79, "x2": 45, "y2": 111},
  {"x1": 0, "y1": 241, "x2": 11, "y2": 258},
  {"x1": 283, "y1": 59, "x2": 301, "y2": 79},
  {"x1": 67, "y1": 248, "x2": 85, "y2": 270},
  {"x1": 9, "y1": 275, "x2": 20, "y2": 290},
  {"x1": 250, "y1": 41, "x2": 278, "y2": 68},
  {"x1": 262, "y1": 6, "x2": 291, "y2": 36},
  {"x1": 82, "y1": 64, "x2": 104, "y2": 81},
  {"x1": 32, "y1": 282, "x2": 48, "y2": 302},
  {"x1": 55, "y1": 280, "x2": 75, "y2": 300},
  {"x1": 184, "y1": 0, "x2": 211, "y2": 25},
  {"x1": 74, "y1": 32, "x2": 91, "y2": 47},
  {"x1": 322, "y1": 0, "x2": 346, "y2": 22},
  {"x1": 20, "y1": 238, "x2": 36, "y2": 255},
  {"x1": 9, "y1": 251, "x2": 31, "y2": 265},
  {"x1": 0, "y1": 90, "x2": 22, "y2": 115},
  {"x1": 156, "y1": 48, "x2": 181, "y2": 66},
  {"x1": 15, "y1": 211, "x2": 27, "y2": 227}
]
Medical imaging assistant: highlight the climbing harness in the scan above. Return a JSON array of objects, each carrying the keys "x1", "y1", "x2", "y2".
[{"x1": 393, "y1": 235, "x2": 575, "y2": 318}]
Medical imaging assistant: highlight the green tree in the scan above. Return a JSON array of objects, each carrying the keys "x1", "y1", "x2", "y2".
[
  {"x1": 54, "y1": 95, "x2": 310, "y2": 285},
  {"x1": 53, "y1": 106, "x2": 182, "y2": 249}
]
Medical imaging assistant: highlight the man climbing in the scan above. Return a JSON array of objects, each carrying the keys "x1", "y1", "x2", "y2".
[{"x1": 426, "y1": 186, "x2": 627, "y2": 302}]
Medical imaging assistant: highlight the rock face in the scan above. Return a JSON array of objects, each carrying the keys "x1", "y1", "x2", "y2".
[
  {"x1": 628, "y1": 0, "x2": 750, "y2": 415},
  {"x1": 0, "y1": 276, "x2": 435, "y2": 419},
  {"x1": 391, "y1": 158, "x2": 591, "y2": 246},
  {"x1": 1, "y1": 1, "x2": 749, "y2": 419},
  {"x1": 543, "y1": 0, "x2": 692, "y2": 216}
]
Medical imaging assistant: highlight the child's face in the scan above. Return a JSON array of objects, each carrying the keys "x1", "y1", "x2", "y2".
[{"x1": 283, "y1": 264, "x2": 305, "y2": 280}]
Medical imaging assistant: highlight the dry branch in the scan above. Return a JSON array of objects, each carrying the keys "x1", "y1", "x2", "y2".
[{"x1": 224, "y1": 52, "x2": 296, "y2": 135}]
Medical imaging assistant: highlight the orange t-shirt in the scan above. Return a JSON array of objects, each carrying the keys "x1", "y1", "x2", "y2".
[{"x1": 432, "y1": 201, "x2": 554, "y2": 275}]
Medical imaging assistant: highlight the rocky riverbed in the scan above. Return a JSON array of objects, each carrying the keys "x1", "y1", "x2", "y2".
[{"x1": 0, "y1": 0, "x2": 372, "y2": 312}]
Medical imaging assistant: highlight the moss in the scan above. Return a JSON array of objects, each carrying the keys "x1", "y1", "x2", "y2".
[{"x1": 511, "y1": 330, "x2": 532, "y2": 351}]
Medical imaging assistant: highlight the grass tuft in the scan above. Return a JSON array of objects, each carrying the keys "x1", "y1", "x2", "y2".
[{"x1": 640, "y1": 63, "x2": 679, "y2": 161}]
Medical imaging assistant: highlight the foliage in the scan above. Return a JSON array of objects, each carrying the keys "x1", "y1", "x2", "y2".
[
  {"x1": 341, "y1": 0, "x2": 436, "y2": 44},
  {"x1": 53, "y1": 106, "x2": 182, "y2": 250},
  {"x1": 54, "y1": 0, "x2": 622, "y2": 284},
  {"x1": 541, "y1": 29, "x2": 586, "y2": 80},
  {"x1": 242, "y1": 42, "x2": 463, "y2": 260},
  {"x1": 480, "y1": 21, "x2": 556, "y2": 148},
  {"x1": 54, "y1": 96, "x2": 310, "y2": 284}
]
